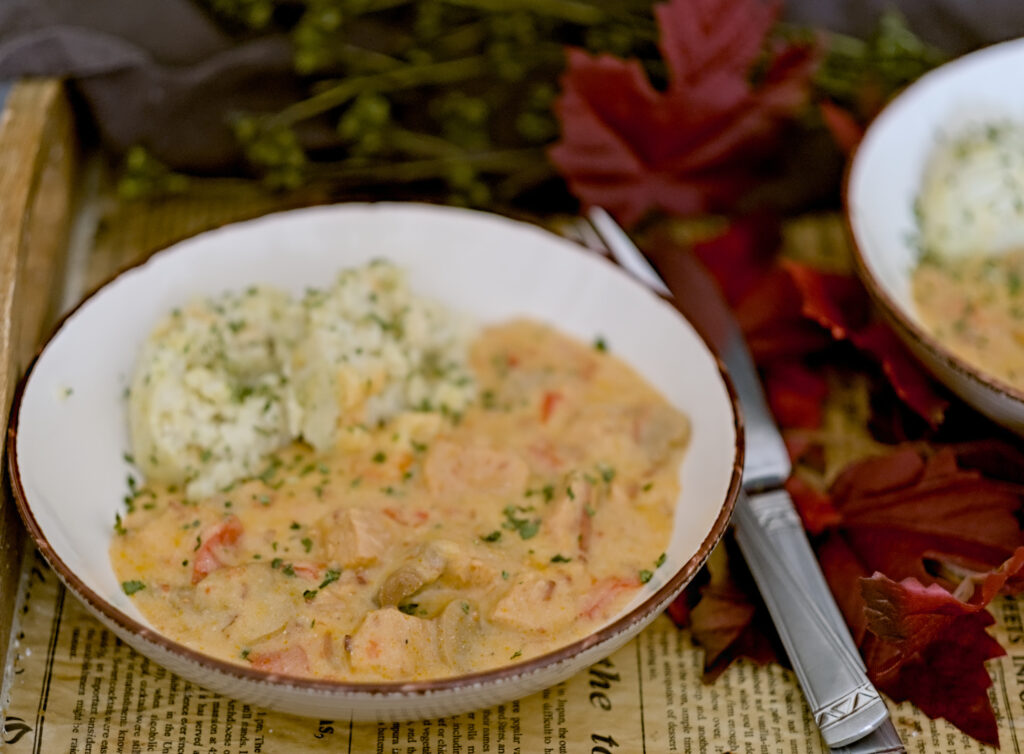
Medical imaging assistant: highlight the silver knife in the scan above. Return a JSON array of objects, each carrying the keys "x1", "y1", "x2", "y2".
[{"x1": 586, "y1": 208, "x2": 900, "y2": 751}]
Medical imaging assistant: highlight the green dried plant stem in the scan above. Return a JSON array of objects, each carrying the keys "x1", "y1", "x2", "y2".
[
  {"x1": 441, "y1": 0, "x2": 605, "y2": 25},
  {"x1": 494, "y1": 160, "x2": 556, "y2": 200},
  {"x1": 353, "y1": 0, "x2": 414, "y2": 13},
  {"x1": 433, "y1": 22, "x2": 489, "y2": 58},
  {"x1": 271, "y1": 56, "x2": 490, "y2": 127},
  {"x1": 304, "y1": 147, "x2": 546, "y2": 183},
  {"x1": 387, "y1": 128, "x2": 465, "y2": 158},
  {"x1": 335, "y1": 43, "x2": 406, "y2": 73}
]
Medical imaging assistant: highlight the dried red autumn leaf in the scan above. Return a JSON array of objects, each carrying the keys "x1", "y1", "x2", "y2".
[
  {"x1": 763, "y1": 361, "x2": 828, "y2": 429},
  {"x1": 814, "y1": 445, "x2": 1024, "y2": 745},
  {"x1": 857, "y1": 548, "x2": 1024, "y2": 746},
  {"x1": 785, "y1": 474, "x2": 840, "y2": 534},
  {"x1": 819, "y1": 100, "x2": 864, "y2": 154},
  {"x1": 830, "y1": 446, "x2": 1024, "y2": 583},
  {"x1": 549, "y1": 0, "x2": 818, "y2": 226},
  {"x1": 667, "y1": 540, "x2": 781, "y2": 680},
  {"x1": 688, "y1": 582, "x2": 779, "y2": 681},
  {"x1": 684, "y1": 217, "x2": 832, "y2": 363},
  {"x1": 783, "y1": 260, "x2": 948, "y2": 426}
]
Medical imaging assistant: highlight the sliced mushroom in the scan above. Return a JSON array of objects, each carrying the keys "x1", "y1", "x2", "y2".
[
  {"x1": 376, "y1": 542, "x2": 448, "y2": 607},
  {"x1": 437, "y1": 599, "x2": 481, "y2": 671}
]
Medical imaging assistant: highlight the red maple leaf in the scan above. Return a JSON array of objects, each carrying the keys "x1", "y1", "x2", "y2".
[
  {"x1": 549, "y1": 0, "x2": 818, "y2": 226},
  {"x1": 819, "y1": 100, "x2": 865, "y2": 155},
  {"x1": 857, "y1": 548, "x2": 1024, "y2": 746},
  {"x1": 644, "y1": 219, "x2": 946, "y2": 423},
  {"x1": 816, "y1": 445, "x2": 1024, "y2": 745},
  {"x1": 763, "y1": 361, "x2": 828, "y2": 429},
  {"x1": 784, "y1": 262, "x2": 948, "y2": 426},
  {"x1": 667, "y1": 540, "x2": 782, "y2": 680}
]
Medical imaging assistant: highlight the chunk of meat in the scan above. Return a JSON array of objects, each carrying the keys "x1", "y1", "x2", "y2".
[
  {"x1": 317, "y1": 508, "x2": 390, "y2": 567},
  {"x1": 438, "y1": 542, "x2": 498, "y2": 588},
  {"x1": 632, "y1": 406, "x2": 690, "y2": 466},
  {"x1": 490, "y1": 574, "x2": 575, "y2": 634},
  {"x1": 191, "y1": 563, "x2": 297, "y2": 643},
  {"x1": 424, "y1": 442, "x2": 529, "y2": 498},
  {"x1": 348, "y1": 608, "x2": 439, "y2": 679},
  {"x1": 192, "y1": 516, "x2": 243, "y2": 584},
  {"x1": 248, "y1": 645, "x2": 310, "y2": 676}
]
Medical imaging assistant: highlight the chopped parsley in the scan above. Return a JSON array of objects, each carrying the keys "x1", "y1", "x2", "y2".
[
  {"x1": 398, "y1": 603, "x2": 419, "y2": 616},
  {"x1": 511, "y1": 650, "x2": 522, "y2": 659},
  {"x1": 290, "y1": 521, "x2": 301, "y2": 530},
  {"x1": 113, "y1": 513, "x2": 126, "y2": 536},
  {"x1": 502, "y1": 505, "x2": 540, "y2": 540},
  {"x1": 655, "y1": 552, "x2": 667, "y2": 568},
  {"x1": 303, "y1": 589, "x2": 318, "y2": 601},
  {"x1": 301, "y1": 537, "x2": 313, "y2": 553},
  {"x1": 593, "y1": 336, "x2": 608, "y2": 352},
  {"x1": 461, "y1": 601, "x2": 471, "y2": 614},
  {"x1": 372, "y1": 451, "x2": 387, "y2": 464},
  {"x1": 482, "y1": 530, "x2": 502, "y2": 542},
  {"x1": 550, "y1": 554, "x2": 572, "y2": 563},
  {"x1": 319, "y1": 568, "x2": 341, "y2": 589},
  {"x1": 121, "y1": 580, "x2": 146, "y2": 596},
  {"x1": 639, "y1": 569, "x2": 653, "y2": 584},
  {"x1": 240, "y1": 648, "x2": 251, "y2": 660}
]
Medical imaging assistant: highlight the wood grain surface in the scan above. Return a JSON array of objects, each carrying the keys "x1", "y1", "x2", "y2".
[{"x1": 0, "y1": 79, "x2": 78, "y2": 674}]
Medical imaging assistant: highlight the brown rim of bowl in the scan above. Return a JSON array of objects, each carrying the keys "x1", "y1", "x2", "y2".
[
  {"x1": 5, "y1": 204, "x2": 745, "y2": 699},
  {"x1": 842, "y1": 50, "x2": 1024, "y2": 409}
]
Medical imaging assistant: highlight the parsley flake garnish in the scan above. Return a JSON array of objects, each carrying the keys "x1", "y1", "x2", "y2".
[
  {"x1": 319, "y1": 569, "x2": 341, "y2": 589},
  {"x1": 121, "y1": 580, "x2": 146, "y2": 596}
]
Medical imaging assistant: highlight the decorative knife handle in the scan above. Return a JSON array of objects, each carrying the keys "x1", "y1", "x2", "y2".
[{"x1": 732, "y1": 489, "x2": 889, "y2": 749}]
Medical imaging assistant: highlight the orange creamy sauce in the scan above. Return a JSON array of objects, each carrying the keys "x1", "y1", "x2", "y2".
[
  {"x1": 110, "y1": 320, "x2": 689, "y2": 682},
  {"x1": 913, "y1": 251, "x2": 1024, "y2": 389}
]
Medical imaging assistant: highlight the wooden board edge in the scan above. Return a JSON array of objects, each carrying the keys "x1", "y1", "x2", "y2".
[{"x1": 0, "y1": 78, "x2": 80, "y2": 682}]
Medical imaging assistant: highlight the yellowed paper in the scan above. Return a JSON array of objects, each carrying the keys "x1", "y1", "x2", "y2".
[{"x1": 3, "y1": 547, "x2": 1023, "y2": 753}]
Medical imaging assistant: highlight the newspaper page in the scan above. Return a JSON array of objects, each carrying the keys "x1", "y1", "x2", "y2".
[{"x1": 3, "y1": 547, "x2": 1023, "y2": 754}]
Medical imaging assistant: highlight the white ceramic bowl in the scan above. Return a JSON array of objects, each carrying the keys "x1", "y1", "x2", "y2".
[
  {"x1": 847, "y1": 38, "x2": 1024, "y2": 432},
  {"x1": 8, "y1": 203, "x2": 742, "y2": 721}
]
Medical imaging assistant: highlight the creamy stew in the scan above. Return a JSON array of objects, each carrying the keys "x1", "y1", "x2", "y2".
[
  {"x1": 111, "y1": 320, "x2": 689, "y2": 682},
  {"x1": 913, "y1": 251, "x2": 1024, "y2": 390}
]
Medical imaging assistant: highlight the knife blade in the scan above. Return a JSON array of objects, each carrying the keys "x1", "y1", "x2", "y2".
[{"x1": 586, "y1": 208, "x2": 900, "y2": 751}]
